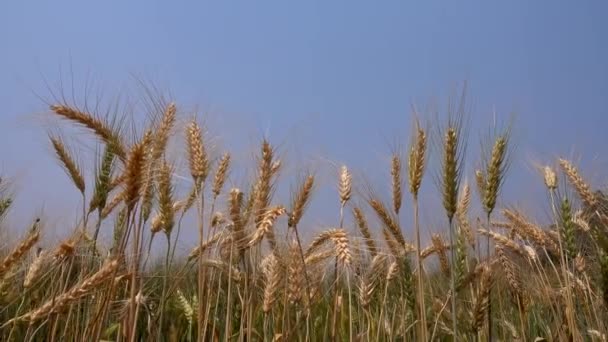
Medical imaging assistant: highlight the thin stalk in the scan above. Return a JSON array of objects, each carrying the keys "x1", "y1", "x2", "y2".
[
  {"x1": 224, "y1": 232, "x2": 235, "y2": 340},
  {"x1": 292, "y1": 224, "x2": 312, "y2": 341},
  {"x1": 413, "y1": 196, "x2": 428, "y2": 341},
  {"x1": 448, "y1": 217, "x2": 457, "y2": 339},
  {"x1": 331, "y1": 204, "x2": 346, "y2": 341},
  {"x1": 201, "y1": 195, "x2": 217, "y2": 340},
  {"x1": 549, "y1": 190, "x2": 578, "y2": 339},
  {"x1": 92, "y1": 211, "x2": 103, "y2": 254},
  {"x1": 157, "y1": 234, "x2": 172, "y2": 340},
  {"x1": 196, "y1": 183, "x2": 206, "y2": 342},
  {"x1": 486, "y1": 213, "x2": 492, "y2": 340},
  {"x1": 128, "y1": 212, "x2": 146, "y2": 342}
]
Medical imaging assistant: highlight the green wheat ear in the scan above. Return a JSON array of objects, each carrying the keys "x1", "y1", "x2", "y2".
[
  {"x1": 90, "y1": 146, "x2": 116, "y2": 214},
  {"x1": 0, "y1": 198, "x2": 12, "y2": 218},
  {"x1": 560, "y1": 198, "x2": 577, "y2": 261},
  {"x1": 482, "y1": 134, "x2": 509, "y2": 216},
  {"x1": 454, "y1": 227, "x2": 468, "y2": 290}
]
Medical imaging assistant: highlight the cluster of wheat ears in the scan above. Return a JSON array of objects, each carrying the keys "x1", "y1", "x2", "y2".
[{"x1": 0, "y1": 91, "x2": 607, "y2": 342}]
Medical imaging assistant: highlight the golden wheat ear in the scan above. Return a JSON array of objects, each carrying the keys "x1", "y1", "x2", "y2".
[
  {"x1": 359, "y1": 254, "x2": 387, "y2": 308},
  {"x1": 368, "y1": 198, "x2": 405, "y2": 250},
  {"x1": 157, "y1": 160, "x2": 175, "y2": 235},
  {"x1": 186, "y1": 120, "x2": 210, "y2": 182},
  {"x1": 212, "y1": 153, "x2": 231, "y2": 198},
  {"x1": 48, "y1": 134, "x2": 86, "y2": 195},
  {"x1": 122, "y1": 133, "x2": 149, "y2": 210},
  {"x1": 471, "y1": 265, "x2": 493, "y2": 333},
  {"x1": 0, "y1": 229, "x2": 40, "y2": 279},
  {"x1": 390, "y1": 154, "x2": 402, "y2": 215},
  {"x1": 352, "y1": 207, "x2": 377, "y2": 258},
  {"x1": 288, "y1": 174, "x2": 314, "y2": 228},
  {"x1": 50, "y1": 104, "x2": 126, "y2": 160},
  {"x1": 16, "y1": 258, "x2": 120, "y2": 323},
  {"x1": 559, "y1": 158, "x2": 597, "y2": 208},
  {"x1": 262, "y1": 253, "x2": 281, "y2": 313},
  {"x1": 150, "y1": 102, "x2": 177, "y2": 163},
  {"x1": 408, "y1": 120, "x2": 427, "y2": 198},
  {"x1": 339, "y1": 165, "x2": 352, "y2": 207}
]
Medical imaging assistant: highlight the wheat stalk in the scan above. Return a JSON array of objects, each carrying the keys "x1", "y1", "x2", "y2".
[{"x1": 408, "y1": 119, "x2": 428, "y2": 341}]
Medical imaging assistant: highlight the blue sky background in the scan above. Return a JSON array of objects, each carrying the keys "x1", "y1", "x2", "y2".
[{"x1": 1, "y1": 1, "x2": 607, "y2": 246}]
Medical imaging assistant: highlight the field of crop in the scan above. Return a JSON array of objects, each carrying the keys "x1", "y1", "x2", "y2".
[{"x1": 0, "y1": 90, "x2": 606, "y2": 341}]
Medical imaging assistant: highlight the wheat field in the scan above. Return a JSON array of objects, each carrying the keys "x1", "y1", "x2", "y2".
[{"x1": 0, "y1": 92, "x2": 606, "y2": 342}]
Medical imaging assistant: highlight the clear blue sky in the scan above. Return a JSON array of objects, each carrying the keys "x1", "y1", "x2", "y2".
[{"x1": 1, "y1": 1, "x2": 607, "y2": 242}]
